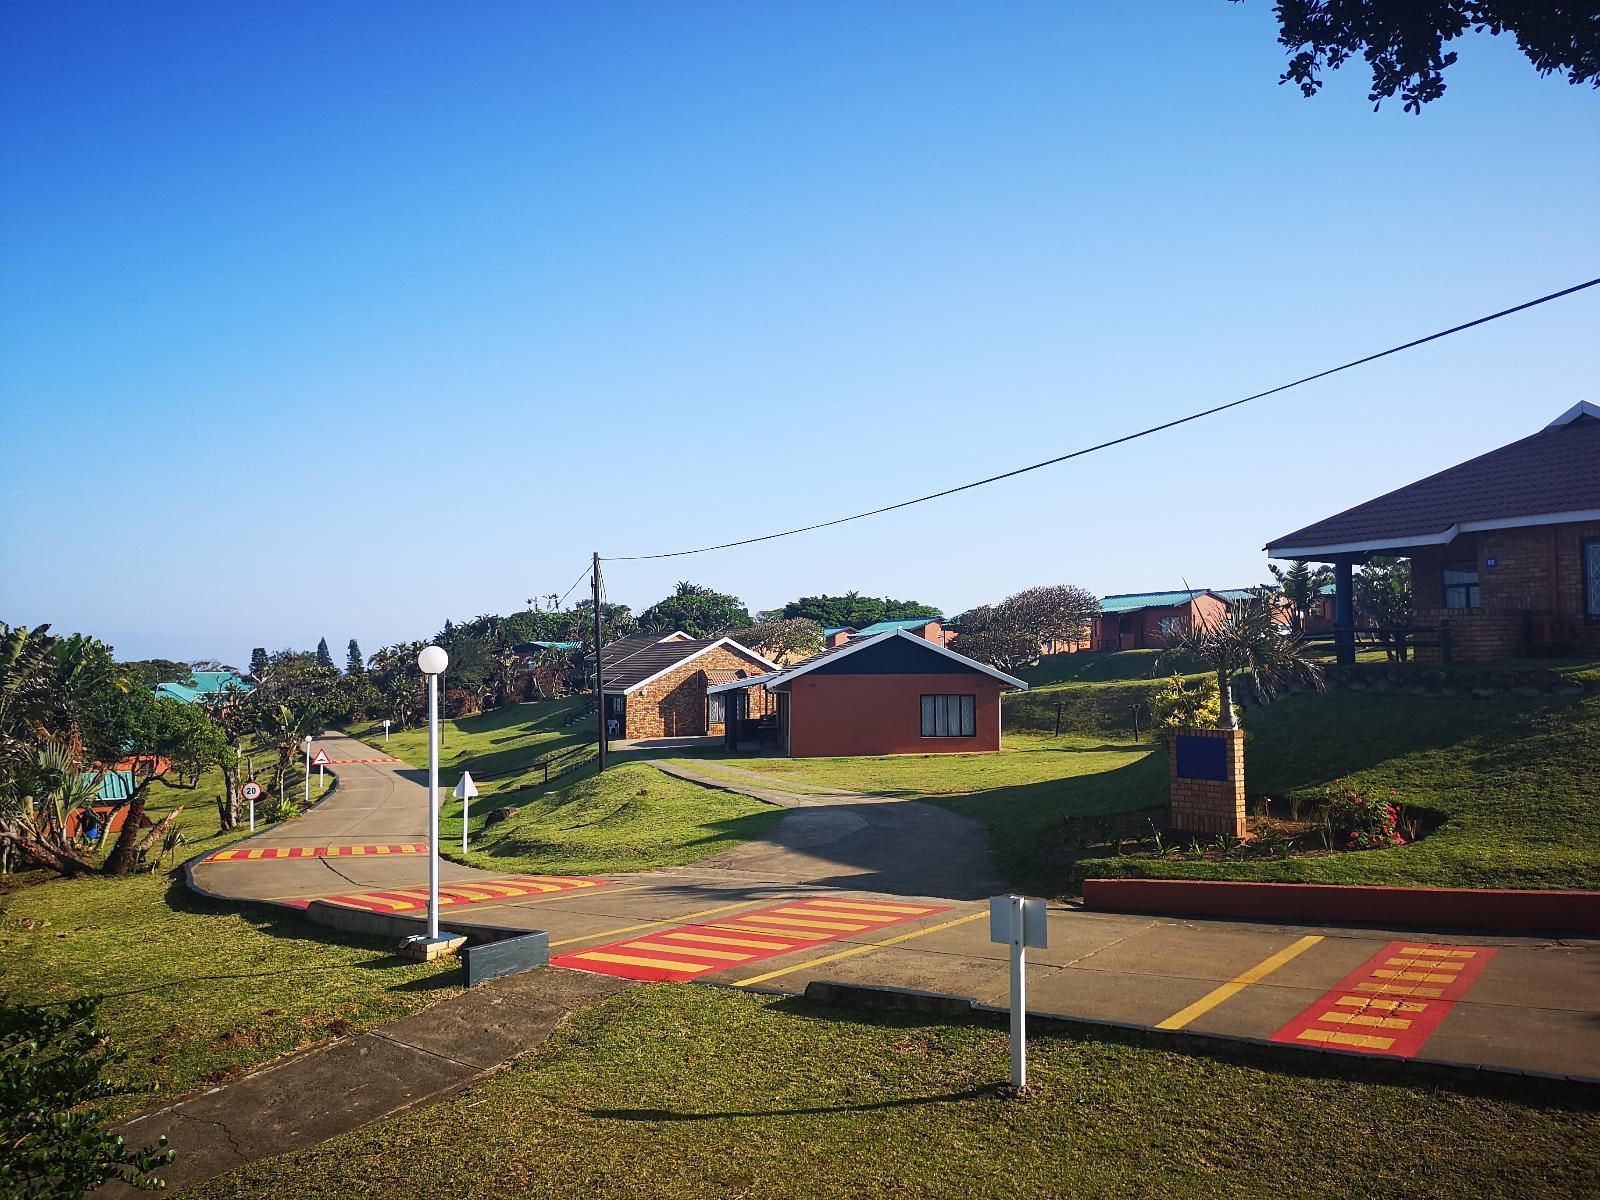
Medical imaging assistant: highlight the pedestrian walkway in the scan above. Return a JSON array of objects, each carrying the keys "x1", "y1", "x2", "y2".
[{"x1": 102, "y1": 966, "x2": 629, "y2": 1198}]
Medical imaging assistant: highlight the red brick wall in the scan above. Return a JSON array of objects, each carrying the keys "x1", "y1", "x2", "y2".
[
  {"x1": 1411, "y1": 520, "x2": 1600, "y2": 662},
  {"x1": 620, "y1": 644, "x2": 774, "y2": 740},
  {"x1": 786, "y1": 674, "x2": 1005, "y2": 757}
]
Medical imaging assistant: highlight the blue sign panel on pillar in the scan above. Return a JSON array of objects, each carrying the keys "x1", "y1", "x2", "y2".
[{"x1": 1175, "y1": 735, "x2": 1227, "y2": 782}]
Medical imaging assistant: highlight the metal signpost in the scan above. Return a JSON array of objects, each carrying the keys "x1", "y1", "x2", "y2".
[
  {"x1": 302, "y1": 736, "x2": 313, "y2": 810},
  {"x1": 382, "y1": 718, "x2": 391, "y2": 743},
  {"x1": 989, "y1": 894, "x2": 1048, "y2": 1093},
  {"x1": 242, "y1": 780, "x2": 262, "y2": 832},
  {"x1": 312, "y1": 747, "x2": 330, "y2": 786},
  {"x1": 454, "y1": 771, "x2": 478, "y2": 855}
]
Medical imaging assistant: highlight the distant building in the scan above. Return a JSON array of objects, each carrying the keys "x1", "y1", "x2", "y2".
[
  {"x1": 821, "y1": 618, "x2": 952, "y2": 649},
  {"x1": 1091, "y1": 590, "x2": 1232, "y2": 652},
  {"x1": 154, "y1": 670, "x2": 251, "y2": 705},
  {"x1": 596, "y1": 634, "x2": 776, "y2": 741}
]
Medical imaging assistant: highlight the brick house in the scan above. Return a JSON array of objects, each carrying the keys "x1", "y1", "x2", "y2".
[
  {"x1": 1091, "y1": 590, "x2": 1232, "y2": 651},
  {"x1": 1266, "y1": 402, "x2": 1600, "y2": 663},
  {"x1": 708, "y1": 627, "x2": 1026, "y2": 757},
  {"x1": 599, "y1": 635, "x2": 777, "y2": 741}
]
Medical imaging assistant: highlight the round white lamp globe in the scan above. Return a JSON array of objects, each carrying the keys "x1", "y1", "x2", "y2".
[{"x1": 417, "y1": 645, "x2": 449, "y2": 675}]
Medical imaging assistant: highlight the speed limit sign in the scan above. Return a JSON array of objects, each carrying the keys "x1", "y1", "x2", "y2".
[{"x1": 242, "y1": 780, "x2": 263, "y2": 801}]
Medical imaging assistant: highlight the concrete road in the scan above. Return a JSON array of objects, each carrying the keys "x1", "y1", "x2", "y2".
[{"x1": 189, "y1": 731, "x2": 1600, "y2": 1084}]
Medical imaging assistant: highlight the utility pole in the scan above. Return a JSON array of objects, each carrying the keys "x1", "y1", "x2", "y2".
[{"x1": 593, "y1": 551, "x2": 607, "y2": 774}]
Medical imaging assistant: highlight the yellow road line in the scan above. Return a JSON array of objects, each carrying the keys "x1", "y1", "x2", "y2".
[
  {"x1": 1155, "y1": 935, "x2": 1324, "y2": 1031},
  {"x1": 658, "y1": 930, "x2": 793, "y2": 951},
  {"x1": 548, "y1": 898, "x2": 780, "y2": 949},
  {"x1": 732, "y1": 911, "x2": 988, "y2": 988},
  {"x1": 573, "y1": 950, "x2": 716, "y2": 974}
]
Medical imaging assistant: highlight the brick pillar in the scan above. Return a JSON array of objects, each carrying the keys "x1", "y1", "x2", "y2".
[{"x1": 1168, "y1": 727, "x2": 1246, "y2": 837}]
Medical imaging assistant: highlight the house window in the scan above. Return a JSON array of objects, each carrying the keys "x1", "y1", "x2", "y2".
[
  {"x1": 707, "y1": 694, "x2": 726, "y2": 725},
  {"x1": 921, "y1": 694, "x2": 976, "y2": 738},
  {"x1": 1442, "y1": 561, "x2": 1480, "y2": 610},
  {"x1": 1158, "y1": 615, "x2": 1183, "y2": 638},
  {"x1": 1584, "y1": 539, "x2": 1600, "y2": 623}
]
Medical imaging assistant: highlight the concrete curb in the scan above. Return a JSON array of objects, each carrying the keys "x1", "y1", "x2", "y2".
[
  {"x1": 1082, "y1": 878, "x2": 1600, "y2": 933},
  {"x1": 797, "y1": 980, "x2": 1600, "y2": 1100}
]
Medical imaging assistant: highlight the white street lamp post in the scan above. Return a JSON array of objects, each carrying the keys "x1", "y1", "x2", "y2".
[
  {"x1": 417, "y1": 644, "x2": 449, "y2": 942},
  {"x1": 303, "y1": 735, "x2": 313, "y2": 810}
]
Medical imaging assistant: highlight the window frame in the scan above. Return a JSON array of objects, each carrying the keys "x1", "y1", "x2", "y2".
[
  {"x1": 1583, "y1": 537, "x2": 1600, "y2": 625},
  {"x1": 1441, "y1": 560, "x2": 1481, "y2": 611},
  {"x1": 707, "y1": 693, "x2": 726, "y2": 726},
  {"x1": 920, "y1": 693, "x2": 977, "y2": 739}
]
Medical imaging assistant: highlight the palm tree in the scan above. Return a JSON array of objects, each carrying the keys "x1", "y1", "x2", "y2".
[
  {"x1": 0, "y1": 740, "x2": 100, "y2": 876},
  {"x1": 1160, "y1": 599, "x2": 1325, "y2": 730},
  {"x1": 1268, "y1": 561, "x2": 1333, "y2": 634},
  {"x1": 259, "y1": 703, "x2": 322, "y2": 802}
]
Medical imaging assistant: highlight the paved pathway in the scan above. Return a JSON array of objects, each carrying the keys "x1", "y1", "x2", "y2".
[{"x1": 189, "y1": 732, "x2": 1600, "y2": 1088}]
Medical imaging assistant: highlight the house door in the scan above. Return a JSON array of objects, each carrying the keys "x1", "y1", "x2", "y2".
[{"x1": 1118, "y1": 616, "x2": 1133, "y2": 651}]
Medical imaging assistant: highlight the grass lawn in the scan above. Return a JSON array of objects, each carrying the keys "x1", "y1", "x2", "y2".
[
  {"x1": 0, "y1": 814, "x2": 460, "y2": 1119},
  {"x1": 191, "y1": 984, "x2": 1599, "y2": 1200},
  {"x1": 1074, "y1": 690, "x2": 1600, "y2": 892},
  {"x1": 346, "y1": 696, "x2": 594, "y2": 794},
  {"x1": 673, "y1": 686, "x2": 1600, "y2": 896},
  {"x1": 440, "y1": 761, "x2": 785, "y2": 877},
  {"x1": 684, "y1": 731, "x2": 1150, "y2": 798}
]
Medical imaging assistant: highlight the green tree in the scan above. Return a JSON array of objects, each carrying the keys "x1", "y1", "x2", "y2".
[
  {"x1": 951, "y1": 585, "x2": 1101, "y2": 673},
  {"x1": 1159, "y1": 599, "x2": 1325, "y2": 730},
  {"x1": 249, "y1": 647, "x2": 269, "y2": 678},
  {"x1": 732, "y1": 617, "x2": 823, "y2": 664},
  {"x1": 639, "y1": 584, "x2": 752, "y2": 638},
  {"x1": 345, "y1": 638, "x2": 363, "y2": 675},
  {"x1": 1259, "y1": 1, "x2": 1600, "y2": 113},
  {"x1": 315, "y1": 638, "x2": 334, "y2": 669},
  {"x1": 1268, "y1": 560, "x2": 1334, "y2": 633},
  {"x1": 778, "y1": 594, "x2": 942, "y2": 628},
  {"x1": 0, "y1": 996, "x2": 174, "y2": 1197},
  {"x1": 116, "y1": 659, "x2": 193, "y2": 689}
]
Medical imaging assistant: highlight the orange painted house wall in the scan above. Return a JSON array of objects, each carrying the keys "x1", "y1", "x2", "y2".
[{"x1": 785, "y1": 673, "x2": 1005, "y2": 757}]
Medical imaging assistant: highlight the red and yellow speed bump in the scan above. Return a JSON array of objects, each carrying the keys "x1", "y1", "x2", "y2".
[
  {"x1": 1270, "y1": 941, "x2": 1497, "y2": 1057},
  {"x1": 324, "y1": 758, "x2": 402, "y2": 764},
  {"x1": 202, "y1": 843, "x2": 428, "y2": 863},
  {"x1": 549, "y1": 896, "x2": 951, "y2": 982},
  {"x1": 318, "y1": 876, "x2": 608, "y2": 913}
]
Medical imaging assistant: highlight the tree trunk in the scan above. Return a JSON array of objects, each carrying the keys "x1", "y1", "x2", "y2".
[
  {"x1": 1217, "y1": 667, "x2": 1236, "y2": 730},
  {"x1": 101, "y1": 782, "x2": 152, "y2": 876},
  {"x1": 218, "y1": 761, "x2": 239, "y2": 831}
]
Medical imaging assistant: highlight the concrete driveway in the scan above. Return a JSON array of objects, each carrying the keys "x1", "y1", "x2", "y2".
[{"x1": 188, "y1": 730, "x2": 1600, "y2": 1085}]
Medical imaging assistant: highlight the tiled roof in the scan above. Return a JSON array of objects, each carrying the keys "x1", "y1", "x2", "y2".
[
  {"x1": 1098, "y1": 590, "x2": 1210, "y2": 613},
  {"x1": 1267, "y1": 407, "x2": 1600, "y2": 555},
  {"x1": 600, "y1": 638, "x2": 773, "y2": 693}
]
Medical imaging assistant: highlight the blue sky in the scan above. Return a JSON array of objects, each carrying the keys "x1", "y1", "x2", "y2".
[{"x1": 3, "y1": 2, "x2": 1596, "y2": 667}]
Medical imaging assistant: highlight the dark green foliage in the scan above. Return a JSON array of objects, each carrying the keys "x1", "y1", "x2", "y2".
[
  {"x1": 777, "y1": 593, "x2": 941, "y2": 628},
  {"x1": 248, "y1": 647, "x2": 268, "y2": 678},
  {"x1": 0, "y1": 996, "x2": 173, "y2": 1197},
  {"x1": 345, "y1": 639, "x2": 363, "y2": 675},
  {"x1": 638, "y1": 583, "x2": 751, "y2": 638},
  {"x1": 116, "y1": 659, "x2": 194, "y2": 689},
  {"x1": 315, "y1": 639, "x2": 334, "y2": 669},
  {"x1": 1266, "y1": 0, "x2": 1600, "y2": 112}
]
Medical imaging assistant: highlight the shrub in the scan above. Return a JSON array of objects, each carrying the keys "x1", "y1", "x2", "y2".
[
  {"x1": 1323, "y1": 779, "x2": 1403, "y2": 851},
  {"x1": 0, "y1": 996, "x2": 173, "y2": 1197},
  {"x1": 443, "y1": 688, "x2": 481, "y2": 719},
  {"x1": 265, "y1": 796, "x2": 301, "y2": 823},
  {"x1": 1149, "y1": 673, "x2": 1220, "y2": 742}
]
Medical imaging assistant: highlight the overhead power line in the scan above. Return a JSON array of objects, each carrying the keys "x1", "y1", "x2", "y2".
[
  {"x1": 555, "y1": 563, "x2": 591, "y2": 608},
  {"x1": 604, "y1": 276, "x2": 1599, "y2": 562}
]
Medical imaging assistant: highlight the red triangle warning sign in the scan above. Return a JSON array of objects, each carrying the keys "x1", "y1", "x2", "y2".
[{"x1": 311, "y1": 748, "x2": 330, "y2": 765}]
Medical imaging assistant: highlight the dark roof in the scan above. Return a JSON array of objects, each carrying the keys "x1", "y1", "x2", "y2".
[
  {"x1": 757, "y1": 627, "x2": 1026, "y2": 691},
  {"x1": 585, "y1": 632, "x2": 683, "y2": 667},
  {"x1": 1267, "y1": 407, "x2": 1600, "y2": 556},
  {"x1": 600, "y1": 638, "x2": 770, "y2": 693}
]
